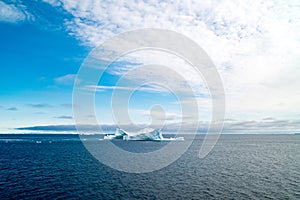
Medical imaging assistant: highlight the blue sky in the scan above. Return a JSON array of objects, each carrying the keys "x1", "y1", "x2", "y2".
[
  {"x1": 1, "y1": 0, "x2": 300, "y2": 133},
  {"x1": 0, "y1": 21, "x2": 84, "y2": 131},
  {"x1": 0, "y1": 1, "x2": 89, "y2": 132}
]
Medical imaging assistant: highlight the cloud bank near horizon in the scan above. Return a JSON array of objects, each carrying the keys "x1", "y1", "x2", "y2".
[{"x1": 15, "y1": 117, "x2": 300, "y2": 133}]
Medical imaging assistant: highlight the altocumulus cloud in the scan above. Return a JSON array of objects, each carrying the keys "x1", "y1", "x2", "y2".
[
  {"x1": 0, "y1": 1, "x2": 33, "y2": 23},
  {"x1": 42, "y1": 0, "x2": 300, "y2": 120}
]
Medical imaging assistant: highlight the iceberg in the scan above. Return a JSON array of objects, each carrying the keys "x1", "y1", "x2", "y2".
[
  {"x1": 103, "y1": 128, "x2": 127, "y2": 140},
  {"x1": 104, "y1": 128, "x2": 184, "y2": 141}
]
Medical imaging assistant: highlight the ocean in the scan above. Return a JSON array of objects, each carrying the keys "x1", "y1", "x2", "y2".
[{"x1": 0, "y1": 134, "x2": 299, "y2": 199}]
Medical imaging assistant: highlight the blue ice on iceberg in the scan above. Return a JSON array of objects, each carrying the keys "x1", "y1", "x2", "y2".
[{"x1": 104, "y1": 128, "x2": 184, "y2": 141}]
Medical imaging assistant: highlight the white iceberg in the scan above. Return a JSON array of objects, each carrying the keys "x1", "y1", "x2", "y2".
[
  {"x1": 103, "y1": 128, "x2": 127, "y2": 140},
  {"x1": 104, "y1": 128, "x2": 184, "y2": 141}
]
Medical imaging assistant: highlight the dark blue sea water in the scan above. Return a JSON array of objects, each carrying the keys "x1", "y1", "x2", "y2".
[{"x1": 0, "y1": 134, "x2": 299, "y2": 199}]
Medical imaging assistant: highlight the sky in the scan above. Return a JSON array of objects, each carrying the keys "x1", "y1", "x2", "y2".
[{"x1": 0, "y1": 0, "x2": 300, "y2": 134}]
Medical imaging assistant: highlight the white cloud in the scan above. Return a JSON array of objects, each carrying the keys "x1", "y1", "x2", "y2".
[
  {"x1": 130, "y1": 108, "x2": 183, "y2": 125},
  {"x1": 46, "y1": 0, "x2": 300, "y2": 121},
  {"x1": 0, "y1": 2, "x2": 31, "y2": 23},
  {"x1": 88, "y1": 84, "x2": 170, "y2": 93},
  {"x1": 54, "y1": 74, "x2": 77, "y2": 85},
  {"x1": 42, "y1": 0, "x2": 62, "y2": 7},
  {"x1": 108, "y1": 50, "x2": 211, "y2": 97}
]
